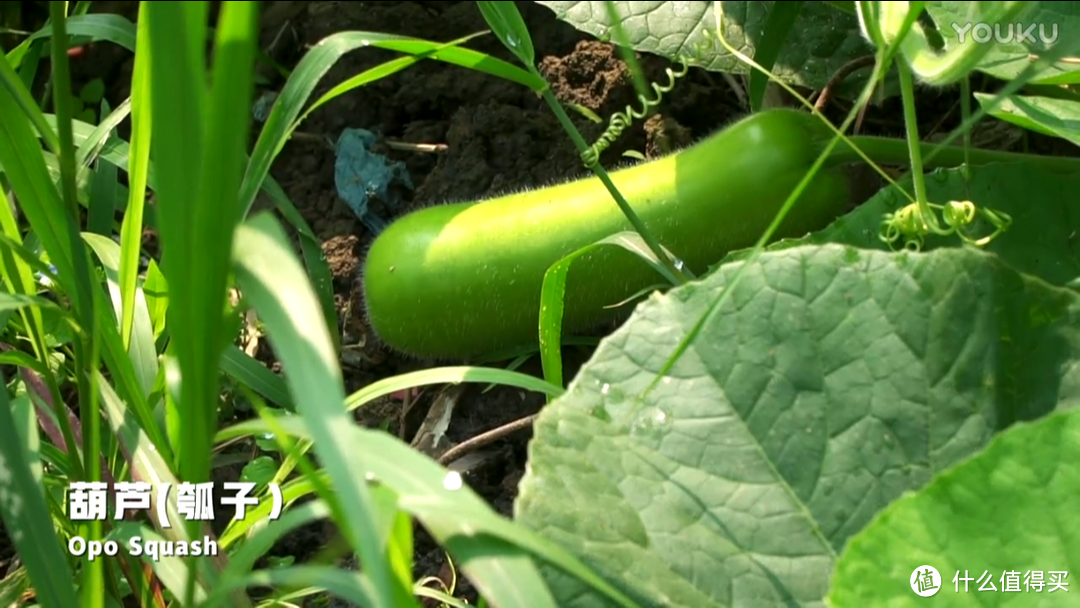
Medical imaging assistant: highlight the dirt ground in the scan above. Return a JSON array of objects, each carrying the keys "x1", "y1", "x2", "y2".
[
  {"x1": 4, "y1": 0, "x2": 1074, "y2": 605},
  {"x1": 247, "y1": 4, "x2": 733, "y2": 599},
  {"x1": 245, "y1": 3, "x2": 736, "y2": 598},
  {"x1": 16, "y1": 1, "x2": 748, "y2": 601}
]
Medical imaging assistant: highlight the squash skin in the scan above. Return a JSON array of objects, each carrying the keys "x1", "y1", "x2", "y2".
[{"x1": 362, "y1": 109, "x2": 850, "y2": 360}]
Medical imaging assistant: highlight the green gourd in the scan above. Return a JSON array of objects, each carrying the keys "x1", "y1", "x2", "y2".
[{"x1": 362, "y1": 108, "x2": 852, "y2": 360}]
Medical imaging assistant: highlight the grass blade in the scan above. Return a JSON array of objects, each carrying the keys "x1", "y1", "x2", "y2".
[
  {"x1": 0, "y1": 53, "x2": 78, "y2": 298},
  {"x1": 238, "y1": 30, "x2": 544, "y2": 217},
  {"x1": 7, "y1": 13, "x2": 137, "y2": 69},
  {"x1": 142, "y1": 3, "x2": 261, "y2": 604},
  {"x1": 118, "y1": 9, "x2": 153, "y2": 352},
  {"x1": 539, "y1": 233, "x2": 678, "y2": 390},
  {"x1": 95, "y1": 370, "x2": 225, "y2": 604},
  {"x1": 143, "y1": 0, "x2": 210, "y2": 491},
  {"x1": 0, "y1": 49, "x2": 60, "y2": 153},
  {"x1": 748, "y1": 1, "x2": 805, "y2": 111},
  {"x1": 220, "y1": 345, "x2": 293, "y2": 409},
  {"x1": 232, "y1": 211, "x2": 411, "y2": 607},
  {"x1": 0, "y1": 367, "x2": 79, "y2": 606},
  {"x1": 208, "y1": 566, "x2": 379, "y2": 607},
  {"x1": 223, "y1": 414, "x2": 645, "y2": 608},
  {"x1": 82, "y1": 233, "x2": 159, "y2": 399}
]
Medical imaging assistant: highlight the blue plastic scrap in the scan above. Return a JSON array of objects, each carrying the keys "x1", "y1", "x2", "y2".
[
  {"x1": 334, "y1": 128, "x2": 414, "y2": 234},
  {"x1": 251, "y1": 91, "x2": 278, "y2": 123}
]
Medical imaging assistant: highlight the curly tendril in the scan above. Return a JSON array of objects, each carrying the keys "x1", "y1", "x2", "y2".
[
  {"x1": 879, "y1": 200, "x2": 1012, "y2": 252},
  {"x1": 580, "y1": 35, "x2": 720, "y2": 168},
  {"x1": 580, "y1": 61, "x2": 690, "y2": 167}
]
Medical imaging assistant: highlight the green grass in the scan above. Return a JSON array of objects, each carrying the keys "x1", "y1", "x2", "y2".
[
  {"x1": 0, "y1": 2, "x2": 628, "y2": 606},
  {"x1": 0, "y1": 1, "x2": 1063, "y2": 607}
]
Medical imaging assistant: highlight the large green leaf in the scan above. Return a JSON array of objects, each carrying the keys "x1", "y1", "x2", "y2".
[
  {"x1": 725, "y1": 164, "x2": 1080, "y2": 288},
  {"x1": 924, "y1": 1, "x2": 1080, "y2": 84},
  {"x1": 536, "y1": 1, "x2": 867, "y2": 89},
  {"x1": 830, "y1": 407, "x2": 1080, "y2": 605},
  {"x1": 974, "y1": 94, "x2": 1080, "y2": 145},
  {"x1": 515, "y1": 244, "x2": 1080, "y2": 606}
]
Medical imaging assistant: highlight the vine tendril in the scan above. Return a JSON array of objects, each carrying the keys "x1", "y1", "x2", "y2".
[
  {"x1": 580, "y1": 37, "x2": 717, "y2": 168},
  {"x1": 580, "y1": 62, "x2": 689, "y2": 167},
  {"x1": 879, "y1": 200, "x2": 1012, "y2": 252}
]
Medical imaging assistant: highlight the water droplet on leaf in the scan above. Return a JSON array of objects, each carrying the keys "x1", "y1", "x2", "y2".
[
  {"x1": 443, "y1": 471, "x2": 463, "y2": 491},
  {"x1": 630, "y1": 406, "x2": 672, "y2": 440}
]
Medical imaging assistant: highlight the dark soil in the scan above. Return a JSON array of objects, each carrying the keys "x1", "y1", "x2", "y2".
[
  {"x1": 4, "y1": 1, "x2": 1077, "y2": 605},
  {"x1": 246, "y1": 4, "x2": 736, "y2": 600}
]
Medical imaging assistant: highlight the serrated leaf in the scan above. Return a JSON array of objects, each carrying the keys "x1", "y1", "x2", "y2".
[
  {"x1": 830, "y1": 407, "x2": 1080, "y2": 605},
  {"x1": 536, "y1": 1, "x2": 869, "y2": 90},
  {"x1": 516, "y1": 244, "x2": 1080, "y2": 606},
  {"x1": 974, "y1": 93, "x2": 1080, "y2": 146},
  {"x1": 726, "y1": 164, "x2": 1080, "y2": 288},
  {"x1": 923, "y1": 1, "x2": 1080, "y2": 83}
]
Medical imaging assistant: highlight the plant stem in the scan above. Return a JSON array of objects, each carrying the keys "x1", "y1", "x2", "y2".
[
  {"x1": 896, "y1": 61, "x2": 935, "y2": 231},
  {"x1": 959, "y1": 75, "x2": 972, "y2": 182},
  {"x1": 822, "y1": 136, "x2": 1080, "y2": 174},
  {"x1": 532, "y1": 68, "x2": 693, "y2": 285}
]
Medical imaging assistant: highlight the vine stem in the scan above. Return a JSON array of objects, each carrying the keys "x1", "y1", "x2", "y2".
[
  {"x1": 959, "y1": 75, "x2": 972, "y2": 182},
  {"x1": 896, "y1": 60, "x2": 938, "y2": 233},
  {"x1": 531, "y1": 66, "x2": 693, "y2": 285},
  {"x1": 821, "y1": 135, "x2": 1080, "y2": 174}
]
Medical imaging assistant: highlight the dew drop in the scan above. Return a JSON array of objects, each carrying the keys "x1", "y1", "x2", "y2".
[
  {"x1": 671, "y1": 0, "x2": 694, "y2": 17},
  {"x1": 365, "y1": 472, "x2": 376, "y2": 482},
  {"x1": 630, "y1": 406, "x2": 672, "y2": 440},
  {"x1": 673, "y1": 258, "x2": 685, "y2": 271},
  {"x1": 443, "y1": 471, "x2": 463, "y2": 491},
  {"x1": 506, "y1": 34, "x2": 519, "y2": 48},
  {"x1": 601, "y1": 383, "x2": 610, "y2": 395}
]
